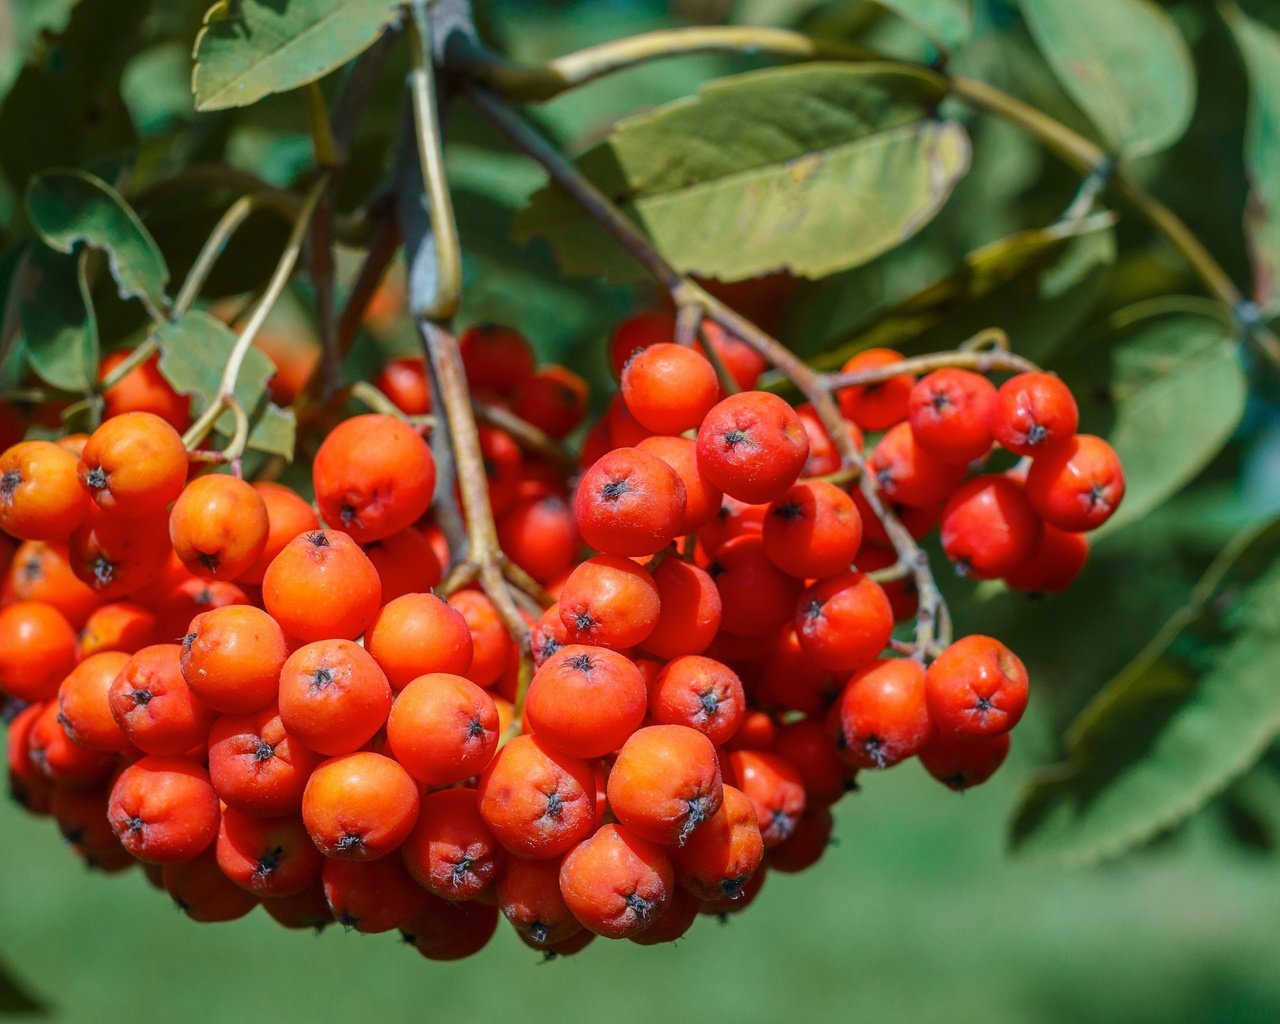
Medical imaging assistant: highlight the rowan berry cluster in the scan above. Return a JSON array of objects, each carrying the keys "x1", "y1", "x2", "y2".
[{"x1": 0, "y1": 312, "x2": 1122, "y2": 959}]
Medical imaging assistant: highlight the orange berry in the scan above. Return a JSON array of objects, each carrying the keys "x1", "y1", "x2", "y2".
[
  {"x1": 261, "y1": 530, "x2": 381, "y2": 642},
  {"x1": 0, "y1": 440, "x2": 88, "y2": 540},
  {"x1": 312, "y1": 414, "x2": 435, "y2": 544},
  {"x1": 558, "y1": 823, "x2": 674, "y2": 939},
  {"x1": 301, "y1": 751, "x2": 420, "y2": 861},
  {"x1": 180, "y1": 605, "x2": 288, "y2": 714},
  {"x1": 0, "y1": 600, "x2": 77, "y2": 702},
  {"x1": 78, "y1": 412, "x2": 188, "y2": 519},
  {"x1": 169, "y1": 473, "x2": 269, "y2": 580},
  {"x1": 108, "y1": 755, "x2": 220, "y2": 863},
  {"x1": 277, "y1": 639, "x2": 392, "y2": 756}
]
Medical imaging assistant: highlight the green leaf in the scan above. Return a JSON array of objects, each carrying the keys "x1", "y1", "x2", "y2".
[
  {"x1": 1057, "y1": 307, "x2": 1247, "y2": 532},
  {"x1": 154, "y1": 311, "x2": 295, "y2": 459},
  {"x1": 26, "y1": 170, "x2": 169, "y2": 315},
  {"x1": 0, "y1": 0, "x2": 81, "y2": 103},
  {"x1": 1019, "y1": 0, "x2": 1195, "y2": 157},
  {"x1": 515, "y1": 63, "x2": 970, "y2": 283},
  {"x1": 807, "y1": 213, "x2": 1116, "y2": 368},
  {"x1": 1223, "y1": 5, "x2": 1280, "y2": 312},
  {"x1": 872, "y1": 0, "x2": 972, "y2": 52},
  {"x1": 1011, "y1": 520, "x2": 1280, "y2": 866},
  {"x1": 18, "y1": 245, "x2": 97, "y2": 392},
  {"x1": 192, "y1": 0, "x2": 402, "y2": 112},
  {"x1": 244, "y1": 401, "x2": 297, "y2": 461}
]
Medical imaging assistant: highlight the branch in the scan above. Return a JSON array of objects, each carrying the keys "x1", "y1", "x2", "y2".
[{"x1": 400, "y1": 2, "x2": 538, "y2": 706}]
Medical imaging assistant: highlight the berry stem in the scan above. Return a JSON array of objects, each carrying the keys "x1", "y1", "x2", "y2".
[
  {"x1": 402, "y1": 1, "x2": 534, "y2": 677},
  {"x1": 822, "y1": 348, "x2": 1039, "y2": 391},
  {"x1": 472, "y1": 399, "x2": 577, "y2": 474}
]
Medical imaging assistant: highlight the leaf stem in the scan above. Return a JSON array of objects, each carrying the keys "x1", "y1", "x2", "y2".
[
  {"x1": 183, "y1": 174, "x2": 329, "y2": 453},
  {"x1": 448, "y1": 25, "x2": 886, "y2": 101},
  {"x1": 303, "y1": 83, "x2": 341, "y2": 169},
  {"x1": 173, "y1": 194, "x2": 261, "y2": 317}
]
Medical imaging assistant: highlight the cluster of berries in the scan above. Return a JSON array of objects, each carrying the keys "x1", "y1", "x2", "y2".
[{"x1": 0, "y1": 312, "x2": 1121, "y2": 959}]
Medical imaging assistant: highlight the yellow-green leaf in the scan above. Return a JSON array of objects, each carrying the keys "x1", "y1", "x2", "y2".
[
  {"x1": 155, "y1": 311, "x2": 295, "y2": 459},
  {"x1": 192, "y1": 0, "x2": 401, "y2": 112},
  {"x1": 515, "y1": 63, "x2": 969, "y2": 283}
]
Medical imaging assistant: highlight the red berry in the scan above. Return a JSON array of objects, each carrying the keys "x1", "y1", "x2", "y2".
[
  {"x1": 939, "y1": 475, "x2": 1043, "y2": 580},
  {"x1": 573, "y1": 448, "x2": 687, "y2": 557},
  {"x1": 925, "y1": 635, "x2": 1028, "y2": 737},
  {"x1": 907, "y1": 369, "x2": 997, "y2": 465},
  {"x1": 696, "y1": 392, "x2": 809, "y2": 505},
  {"x1": 990, "y1": 372, "x2": 1078, "y2": 456},
  {"x1": 836, "y1": 349, "x2": 914, "y2": 430},
  {"x1": 621, "y1": 343, "x2": 720, "y2": 435},
  {"x1": 829, "y1": 658, "x2": 932, "y2": 770},
  {"x1": 1025, "y1": 434, "x2": 1125, "y2": 532}
]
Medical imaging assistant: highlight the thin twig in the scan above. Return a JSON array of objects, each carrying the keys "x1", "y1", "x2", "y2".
[
  {"x1": 183, "y1": 175, "x2": 329, "y2": 455},
  {"x1": 472, "y1": 399, "x2": 577, "y2": 474},
  {"x1": 823, "y1": 348, "x2": 1039, "y2": 391}
]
